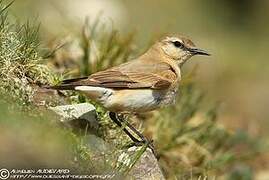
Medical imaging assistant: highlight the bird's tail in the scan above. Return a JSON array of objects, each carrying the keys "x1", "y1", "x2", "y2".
[
  {"x1": 42, "y1": 84, "x2": 76, "y2": 90},
  {"x1": 43, "y1": 76, "x2": 89, "y2": 90}
]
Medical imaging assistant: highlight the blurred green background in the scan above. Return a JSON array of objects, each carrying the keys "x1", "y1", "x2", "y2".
[
  {"x1": 4, "y1": 0, "x2": 269, "y2": 178},
  {"x1": 10, "y1": 0, "x2": 269, "y2": 133}
]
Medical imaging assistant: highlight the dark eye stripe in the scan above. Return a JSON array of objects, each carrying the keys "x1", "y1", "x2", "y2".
[{"x1": 173, "y1": 41, "x2": 183, "y2": 48}]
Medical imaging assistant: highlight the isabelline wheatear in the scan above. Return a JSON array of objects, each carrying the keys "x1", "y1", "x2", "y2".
[{"x1": 48, "y1": 34, "x2": 210, "y2": 152}]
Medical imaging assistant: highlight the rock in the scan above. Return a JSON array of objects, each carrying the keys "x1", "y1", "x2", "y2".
[
  {"x1": 127, "y1": 147, "x2": 165, "y2": 180},
  {"x1": 49, "y1": 103, "x2": 96, "y2": 121},
  {"x1": 32, "y1": 86, "x2": 67, "y2": 106},
  {"x1": 49, "y1": 103, "x2": 98, "y2": 130}
]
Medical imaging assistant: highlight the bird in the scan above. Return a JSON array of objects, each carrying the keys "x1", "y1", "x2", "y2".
[{"x1": 47, "y1": 34, "x2": 210, "y2": 152}]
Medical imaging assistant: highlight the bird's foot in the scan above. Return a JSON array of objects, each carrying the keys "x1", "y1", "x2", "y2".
[{"x1": 126, "y1": 138, "x2": 156, "y2": 157}]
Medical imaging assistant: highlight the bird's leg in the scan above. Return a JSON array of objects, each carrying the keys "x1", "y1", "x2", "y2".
[
  {"x1": 116, "y1": 113, "x2": 156, "y2": 155},
  {"x1": 117, "y1": 114, "x2": 147, "y2": 142},
  {"x1": 109, "y1": 112, "x2": 141, "y2": 143}
]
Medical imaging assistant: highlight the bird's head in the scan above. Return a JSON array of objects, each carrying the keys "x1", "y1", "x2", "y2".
[{"x1": 157, "y1": 34, "x2": 210, "y2": 66}]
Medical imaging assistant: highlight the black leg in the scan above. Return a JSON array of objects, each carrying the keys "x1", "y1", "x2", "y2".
[
  {"x1": 117, "y1": 114, "x2": 147, "y2": 141},
  {"x1": 109, "y1": 112, "x2": 141, "y2": 143},
  {"x1": 109, "y1": 112, "x2": 156, "y2": 156}
]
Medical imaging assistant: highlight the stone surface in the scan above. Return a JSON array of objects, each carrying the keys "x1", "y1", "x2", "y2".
[
  {"x1": 49, "y1": 103, "x2": 96, "y2": 121},
  {"x1": 50, "y1": 103, "x2": 99, "y2": 133},
  {"x1": 33, "y1": 86, "x2": 67, "y2": 106},
  {"x1": 128, "y1": 147, "x2": 165, "y2": 180},
  {"x1": 49, "y1": 103, "x2": 98, "y2": 130}
]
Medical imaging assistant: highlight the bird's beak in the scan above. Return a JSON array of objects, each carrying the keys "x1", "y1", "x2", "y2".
[{"x1": 189, "y1": 48, "x2": 211, "y2": 56}]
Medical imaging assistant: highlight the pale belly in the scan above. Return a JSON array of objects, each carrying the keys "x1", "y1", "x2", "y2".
[
  {"x1": 75, "y1": 86, "x2": 178, "y2": 113},
  {"x1": 103, "y1": 89, "x2": 177, "y2": 113}
]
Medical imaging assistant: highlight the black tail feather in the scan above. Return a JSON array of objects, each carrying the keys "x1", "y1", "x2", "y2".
[
  {"x1": 42, "y1": 84, "x2": 76, "y2": 90},
  {"x1": 62, "y1": 77, "x2": 88, "y2": 83},
  {"x1": 42, "y1": 77, "x2": 88, "y2": 90}
]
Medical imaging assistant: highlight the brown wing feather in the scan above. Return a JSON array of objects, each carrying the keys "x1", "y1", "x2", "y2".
[
  {"x1": 52, "y1": 61, "x2": 177, "y2": 90},
  {"x1": 60, "y1": 71, "x2": 171, "y2": 89}
]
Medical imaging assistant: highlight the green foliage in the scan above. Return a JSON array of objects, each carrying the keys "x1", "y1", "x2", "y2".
[
  {"x1": 0, "y1": 94, "x2": 75, "y2": 168},
  {"x1": 0, "y1": 1, "x2": 56, "y2": 105}
]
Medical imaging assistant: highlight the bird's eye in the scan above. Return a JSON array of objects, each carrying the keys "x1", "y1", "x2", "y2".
[{"x1": 173, "y1": 41, "x2": 183, "y2": 48}]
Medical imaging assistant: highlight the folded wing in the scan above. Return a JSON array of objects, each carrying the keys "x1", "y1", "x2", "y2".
[{"x1": 50, "y1": 61, "x2": 177, "y2": 90}]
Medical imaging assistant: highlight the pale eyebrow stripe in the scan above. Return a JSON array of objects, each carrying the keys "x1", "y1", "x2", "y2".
[{"x1": 165, "y1": 37, "x2": 183, "y2": 44}]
